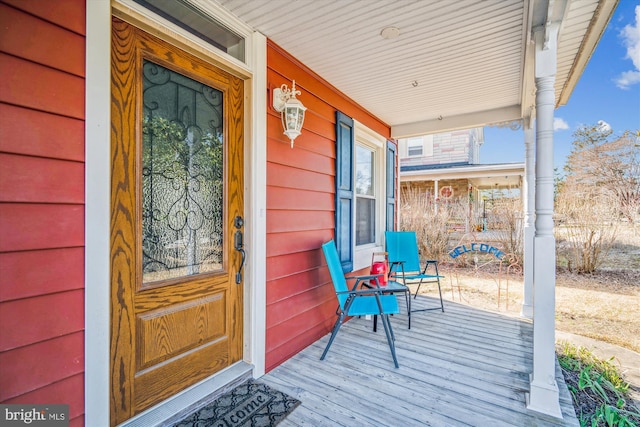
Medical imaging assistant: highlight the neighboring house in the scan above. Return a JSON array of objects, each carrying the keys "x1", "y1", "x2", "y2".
[
  {"x1": 398, "y1": 129, "x2": 525, "y2": 230},
  {"x1": 0, "y1": 1, "x2": 617, "y2": 426}
]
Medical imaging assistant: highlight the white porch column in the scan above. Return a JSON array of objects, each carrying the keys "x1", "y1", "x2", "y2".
[
  {"x1": 527, "y1": 24, "x2": 562, "y2": 418},
  {"x1": 521, "y1": 125, "x2": 534, "y2": 318}
]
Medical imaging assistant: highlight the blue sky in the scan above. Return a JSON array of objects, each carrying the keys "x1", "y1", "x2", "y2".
[{"x1": 482, "y1": 1, "x2": 640, "y2": 170}]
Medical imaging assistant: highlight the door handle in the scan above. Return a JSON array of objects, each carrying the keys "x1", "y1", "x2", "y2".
[{"x1": 234, "y1": 216, "x2": 245, "y2": 284}]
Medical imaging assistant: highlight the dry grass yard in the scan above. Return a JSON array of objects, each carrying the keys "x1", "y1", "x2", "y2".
[
  {"x1": 413, "y1": 227, "x2": 640, "y2": 394},
  {"x1": 430, "y1": 266, "x2": 640, "y2": 354}
]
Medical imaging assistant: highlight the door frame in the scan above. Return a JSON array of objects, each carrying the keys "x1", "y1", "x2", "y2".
[{"x1": 85, "y1": 2, "x2": 267, "y2": 424}]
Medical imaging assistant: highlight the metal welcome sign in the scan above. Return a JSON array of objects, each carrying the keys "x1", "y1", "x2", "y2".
[{"x1": 448, "y1": 242, "x2": 506, "y2": 260}]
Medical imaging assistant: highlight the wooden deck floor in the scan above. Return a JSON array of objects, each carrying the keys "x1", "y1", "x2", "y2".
[{"x1": 261, "y1": 296, "x2": 579, "y2": 427}]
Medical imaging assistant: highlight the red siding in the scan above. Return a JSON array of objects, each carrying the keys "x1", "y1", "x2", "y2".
[
  {"x1": 0, "y1": 290, "x2": 84, "y2": 351},
  {"x1": 0, "y1": 53, "x2": 84, "y2": 119},
  {"x1": 267, "y1": 121, "x2": 335, "y2": 172},
  {"x1": 265, "y1": 40, "x2": 391, "y2": 371},
  {"x1": 0, "y1": 3, "x2": 85, "y2": 77},
  {"x1": 4, "y1": 374, "x2": 85, "y2": 421},
  {"x1": 267, "y1": 186, "x2": 335, "y2": 211},
  {"x1": 0, "y1": 104, "x2": 84, "y2": 161},
  {"x1": 2, "y1": 0, "x2": 86, "y2": 35},
  {"x1": 0, "y1": 248, "x2": 84, "y2": 302},
  {"x1": 0, "y1": 1, "x2": 85, "y2": 424},
  {"x1": 0, "y1": 204, "x2": 84, "y2": 252},
  {"x1": 267, "y1": 162, "x2": 333, "y2": 192},
  {"x1": 0, "y1": 332, "x2": 84, "y2": 401},
  {"x1": 0, "y1": 153, "x2": 84, "y2": 203}
]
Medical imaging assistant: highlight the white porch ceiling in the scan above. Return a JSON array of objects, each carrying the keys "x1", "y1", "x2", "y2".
[{"x1": 209, "y1": 0, "x2": 616, "y2": 138}]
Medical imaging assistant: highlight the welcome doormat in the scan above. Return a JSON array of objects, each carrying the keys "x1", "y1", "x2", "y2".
[{"x1": 173, "y1": 380, "x2": 300, "y2": 427}]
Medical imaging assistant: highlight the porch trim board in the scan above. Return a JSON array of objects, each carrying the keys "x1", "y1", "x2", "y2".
[{"x1": 84, "y1": 0, "x2": 111, "y2": 423}]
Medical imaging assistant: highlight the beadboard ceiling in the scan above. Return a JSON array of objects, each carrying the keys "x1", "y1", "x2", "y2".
[{"x1": 209, "y1": 0, "x2": 616, "y2": 138}]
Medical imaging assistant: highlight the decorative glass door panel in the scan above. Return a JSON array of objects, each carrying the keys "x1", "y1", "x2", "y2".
[{"x1": 142, "y1": 60, "x2": 224, "y2": 284}]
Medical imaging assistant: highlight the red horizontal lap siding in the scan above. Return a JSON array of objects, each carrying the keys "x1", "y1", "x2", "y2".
[
  {"x1": 69, "y1": 416, "x2": 84, "y2": 427},
  {"x1": 270, "y1": 122, "x2": 337, "y2": 159},
  {"x1": 266, "y1": 252, "x2": 320, "y2": 282},
  {"x1": 267, "y1": 186, "x2": 335, "y2": 211},
  {"x1": 0, "y1": 290, "x2": 84, "y2": 351},
  {"x1": 0, "y1": 332, "x2": 84, "y2": 402},
  {"x1": 268, "y1": 103, "x2": 336, "y2": 148},
  {"x1": 268, "y1": 105, "x2": 336, "y2": 150},
  {"x1": 267, "y1": 162, "x2": 333, "y2": 192},
  {"x1": 1, "y1": 0, "x2": 86, "y2": 36},
  {"x1": 0, "y1": 0, "x2": 85, "y2": 418},
  {"x1": 0, "y1": 3, "x2": 85, "y2": 77},
  {"x1": 265, "y1": 301, "x2": 337, "y2": 371},
  {"x1": 0, "y1": 248, "x2": 84, "y2": 302},
  {"x1": 267, "y1": 128, "x2": 334, "y2": 173},
  {"x1": 265, "y1": 40, "x2": 390, "y2": 372},
  {"x1": 5, "y1": 373, "x2": 84, "y2": 421},
  {"x1": 0, "y1": 153, "x2": 84, "y2": 203},
  {"x1": 266, "y1": 230, "x2": 333, "y2": 258},
  {"x1": 267, "y1": 210, "x2": 334, "y2": 233},
  {"x1": 266, "y1": 267, "x2": 331, "y2": 303},
  {"x1": 0, "y1": 204, "x2": 84, "y2": 252},
  {"x1": 0, "y1": 104, "x2": 84, "y2": 161},
  {"x1": 0, "y1": 53, "x2": 84, "y2": 119},
  {"x1": 266, "y1": 282, "x2": 335, "y2": 327},
  {"x1": 267, "y1": 299, "x2": 337, "y2": 347}
]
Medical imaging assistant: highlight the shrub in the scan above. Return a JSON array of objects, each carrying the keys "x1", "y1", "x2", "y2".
[
  {"x1": 399, "y1": 187, "x2": 460, "y2": 261},
  {"x1": 487, "y1": 197, "x2": 523, "y2": 260},
  {"x1": 555, "y1": 186, "x2": 618, "y2": 273}
]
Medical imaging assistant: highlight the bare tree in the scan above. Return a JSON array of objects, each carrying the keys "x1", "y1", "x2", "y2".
[
  {"x1": 563, "y1": 124, "x2": 639, "y2": 221},
  {"x1": 555, "y1": 124, "x2": 638, "y2": 272}
]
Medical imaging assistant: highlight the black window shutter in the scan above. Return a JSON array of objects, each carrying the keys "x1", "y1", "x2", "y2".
[
  {"x1": 335, "y1": 112, "x2": 354, "y2": 272},
  {"x1": 386, "y1": 140, "x2": 397, "y2": 231}
]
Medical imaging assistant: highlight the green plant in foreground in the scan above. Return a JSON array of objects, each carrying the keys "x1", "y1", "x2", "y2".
[
  {"x1": 593, "y1": 403, "x2": 639, "y2": 427},
  {"x1": 557, "y1": 341, "x2": 640, "y2": 427},
  {"x1": 558, "y1": 341, "x2": 629, "y2": 392}
]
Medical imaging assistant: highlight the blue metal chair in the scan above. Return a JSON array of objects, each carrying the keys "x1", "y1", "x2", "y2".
[
  {"x1": 385, "y1": 231, "x2": 445, "y2": 329},
  {"x1": 321, "y1": 240, "x2": 400, "y2": 368}
]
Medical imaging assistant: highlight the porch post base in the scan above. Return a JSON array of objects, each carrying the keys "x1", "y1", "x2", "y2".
[
  {"x1": 526, "y1": 374, "x2": 562, "y2": 418},
  {"x1": 520, "y1": 303, "x2": 533, "y2": 318}
]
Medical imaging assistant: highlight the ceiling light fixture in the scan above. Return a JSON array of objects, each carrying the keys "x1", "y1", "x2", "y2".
[{"x1": 380, "y1": 26, "x2": 400, "y2": 39}]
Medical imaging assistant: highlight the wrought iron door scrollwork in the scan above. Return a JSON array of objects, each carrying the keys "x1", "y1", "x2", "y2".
[{"x1": 141, "y1": 60, "x2": 224, "y2": 283}]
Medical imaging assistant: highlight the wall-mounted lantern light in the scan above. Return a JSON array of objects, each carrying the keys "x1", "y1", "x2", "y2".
[{"x1": 273, "y1": 80, "x2": 306, "y2": 148}]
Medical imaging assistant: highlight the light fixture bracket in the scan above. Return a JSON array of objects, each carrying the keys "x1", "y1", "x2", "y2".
[{"x1": 273, "y1": 81, "x2": 301, "y2": 111}]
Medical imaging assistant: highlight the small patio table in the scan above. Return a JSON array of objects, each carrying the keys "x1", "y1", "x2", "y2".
[{"x1": 362, "y1": 280, "x2": 410, "y2": 332}]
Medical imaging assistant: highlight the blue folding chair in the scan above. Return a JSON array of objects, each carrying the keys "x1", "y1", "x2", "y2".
[
  {"x1": 321, "y1": 240, "x2": 400, "y2": 368},
  {"x1": 385, "y1": 231, "x2": 445, "y2": 329}
]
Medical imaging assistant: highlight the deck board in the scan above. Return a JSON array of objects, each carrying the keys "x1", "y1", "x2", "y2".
[{"x1": 261, "y1": 296, "x2": 579, "y2": 427}]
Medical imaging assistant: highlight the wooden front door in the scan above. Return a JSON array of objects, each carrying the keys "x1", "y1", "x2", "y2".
[{"x1": 110, "y1": 18, "x2": 244, "y2": 425}]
